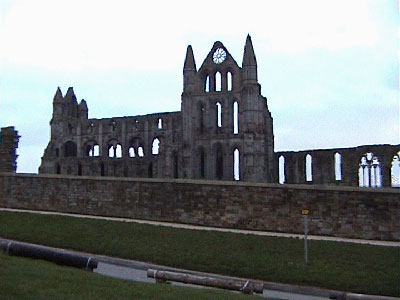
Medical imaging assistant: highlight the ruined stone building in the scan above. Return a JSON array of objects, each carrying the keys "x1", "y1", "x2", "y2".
[
  {"x1": 0, "y1": 127, "x2": 19, "y2": 173},
  {"x1": 38, "y1": 36, "x2": 400, "y2": 187}
]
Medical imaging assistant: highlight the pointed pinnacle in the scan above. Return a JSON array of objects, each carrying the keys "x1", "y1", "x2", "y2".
[
  {"x1": 79, "y1": 99, "x2": 88, "y2": 109},
  {"x1": 53, "y1": 87, "x2": 63, "y2": 102},
  {"x1": 243, "y1": 34, "x2": 257, "y2": 67},
  {"x1": 184, "y1": 45, "x2": 197, "y2": 71},
  {"x1": 65, "y1": 87, "x2": 77, "y2": 103}
]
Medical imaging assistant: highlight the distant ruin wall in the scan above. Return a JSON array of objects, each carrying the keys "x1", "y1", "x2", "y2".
[
  {"x1": 0, "y1": 172, "x2": 398, "y2": 241},
  {"x1": 274, "y1": 144, "x2": 400, "y2": 187},
  {"x1": 0, "y1": 127, "x2": 19, "y2": 173}
]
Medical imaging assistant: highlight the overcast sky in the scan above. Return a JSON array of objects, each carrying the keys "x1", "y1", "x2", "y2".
[{"x1": 0, "y1": 0, "x2": 398, "y2": 173}]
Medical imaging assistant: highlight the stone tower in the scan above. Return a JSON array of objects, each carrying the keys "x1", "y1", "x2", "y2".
[
  {"x1": 0, "y1": 126, "x2": 19, "y2": 173},
  {"x1": 181, "y1": 35, "x2": 274, "y2": 182}
]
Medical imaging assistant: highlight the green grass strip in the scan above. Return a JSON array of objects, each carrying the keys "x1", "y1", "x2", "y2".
[
  {"x1": 0, "y1": 211, "x2": 398, "y2": 297},
  {"x1": 0, "y1": 252, "x2": 265, "y2": 300}
]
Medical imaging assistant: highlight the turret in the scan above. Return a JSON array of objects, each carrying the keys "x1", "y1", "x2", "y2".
[
  {"x1": 64, "y1": 87, "x2": 79, "y2": 118},
  {"x1": 242, "y1": 34, "x2": 258, "y2": 84},
  {"x1": 79, "y1": 99, "x2": 88, "y2": 119},
  {"x1": 52, "y1": 87, "x2": 64, "y2": 119},
  {"x1": 183, "y1": 45, "x2": 197, "y2": 93}
]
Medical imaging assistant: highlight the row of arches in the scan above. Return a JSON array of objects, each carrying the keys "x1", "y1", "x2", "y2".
[
  {"x1": 83, "y1": 117, "x2": 165, "y2": 135},
  {"x1": 199, "y1": 101, "x2": 239, "y2": 134},
  {"x1": 204, "y1": 71, "x2": 233, "y2": 92},
  {"x1": 278, "y1": 151, "x2": 400, "y2": 187},
  {"x1": 56, "y1": 146, "x2": 240, "y2": 180},
  {"x1": 62, "y1": 138, "x2": 162, "y2": 159}
]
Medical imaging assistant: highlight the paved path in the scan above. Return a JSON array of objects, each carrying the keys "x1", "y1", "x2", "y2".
[
  {"x1": 95, "y1": 262, "x2": 329, "y2": 300},
  {"x1": 1, "y1": 207, "x2": 398, "y2": 247}
]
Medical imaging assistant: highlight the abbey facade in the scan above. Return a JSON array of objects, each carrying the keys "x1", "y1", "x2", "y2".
[
  {"x1": 39, "y1": 36, "x2": 274, "y2": 182},
  {"x1": 38, "y1": 36, "x2": 400, "y2": 187}
]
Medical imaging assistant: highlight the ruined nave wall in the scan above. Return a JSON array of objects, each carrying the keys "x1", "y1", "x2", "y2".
[{"x1": 275, "y1": 144, "x2": 400, "y2": 187}]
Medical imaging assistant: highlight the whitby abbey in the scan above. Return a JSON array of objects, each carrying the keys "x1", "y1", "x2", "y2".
[
  {"x1": 17, "y1": 35, "x2": 400, "y2": 188},
  {"x1": 1, "y1": 36, "x2": 399, "y2": 241}
]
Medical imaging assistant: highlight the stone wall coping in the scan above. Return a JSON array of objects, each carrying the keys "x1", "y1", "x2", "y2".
[
  {"x1": 2, "y1": 172, "x2": 399, "y2": 194},
  {"x1": 275, "y1": 143, "x2": 400, "y2": 154}
]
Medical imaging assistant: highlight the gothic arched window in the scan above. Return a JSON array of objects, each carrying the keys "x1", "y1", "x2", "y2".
[
  {"x1": 233, "y1": 148, "x2": 240, "y2": 181},
  {"x1": 227, "y1": 71, "x2": 233, "y2": 91}
]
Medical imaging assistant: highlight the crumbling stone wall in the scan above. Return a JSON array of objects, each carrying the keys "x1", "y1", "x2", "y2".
[
  {"x1": 275, "y1": 144, "x2": 400, "y2": 187},
  {"x1": 0, "y1": 127, "x2": 19, "y2": 172},
  {"x1": 0, "y1": 172, "x2": 398, "y2": 241},
  {"x1": 39, "y1": 102, "x2": 182, "y2": 179}
]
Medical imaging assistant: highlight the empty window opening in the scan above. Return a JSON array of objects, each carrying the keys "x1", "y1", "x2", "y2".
[
  {"x1": 205, "y1": 75, "x2": 210, "y2": 92},
  {"x1": 87, "y1": 143, "x2": 99, "y2": 157},
  {"x1": 100, "y1": 163, "x2": 105, "y2": 176},
  {"x1": 64, "y1": 141, "x2": 77, "y2": 157},
  {"x1": 371, "y1": 156, "x2": 381, "y2": 187},
  {"x1": 138, "y1": 146, "x2": 144, "y2": 157},
  {"x1": 216, "y1": 102, "x2": 222, "y2": 128},
  {"x1": 306, "y1": 154, "x2": 312, "y2": 182},
  {"x1": 199, "y1": 104, "x2": 205, "y2": 134},
  {"x1": 152, "y1": 138, "x2": 160, "y2": 155},
  {"x1": 148, "y1": 163, "x2": 153, "y2": 178},
  {"x1": 55, "y1": 148, "x2": 59, "y2": 157},
  {"x1": 279, "y1": 155, "x2": 285, "y2": 184},
  {"x1": 234, "y1": 148, "x2": 240, "y2": 181},
  {"x1": 158, "y1": 118, "x2": 163, "y2": 129},
  {"x1": 334, "y1": 152, "x2": 342, "y2": 181},
  {"x1": 200, "y1": 149, "x2": 205, "y2": 178},
  {"x1": 56, "y1": 164, "x2": 61, "y2": 174},
  {"x1": 78, "y1": 164, "x2": 82, "y2": 176},
  {"x1": 216, "y1": 146, "x2": 223, "y2": 180},
  {"x1": 391, "y1": 152, "x2": 400, "y2": 187},
  {"x1": 359, "y1": 156, "x2": 370, "y2": 187},
  {"x1": 129, "y1": 147, "x2": 136, "y2": 158},
  {"x1": 359, "y1": 152, "x2": 381, "y2": 187},
  {"x1": 215, "y1": 71, "x2": 222, "y2": 92},
  {"x1": 93, "y1": 145, "x2": 99, "y2": 156},
  {"x1": 173, "y1": 153, "x2": 178, "y2": 178},
  {"x1": 115, "y1": 144, "x2": 122, "y2": 158},
  {"x1": 227, "y1": 72, "x2": 233, "y2": 91},
  {"x1": 108, "y1": 143, "x2": 122, "y2": 158},
  {"x1": 233, "y1": 101, "x2": 239, "y2": 134}
]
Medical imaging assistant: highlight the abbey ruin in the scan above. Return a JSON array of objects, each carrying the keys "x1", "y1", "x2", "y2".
[
  {"x1": 37, "y1": 35, "x2": 399, "y2": 187},
  {"x1": 1, "y1": 36, "x2": 399, "y2": 241}
]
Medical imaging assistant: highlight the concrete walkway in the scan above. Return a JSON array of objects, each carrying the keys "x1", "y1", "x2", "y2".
[{"x1": 1, "y1": 207, "x2": 399, "y2": 247}]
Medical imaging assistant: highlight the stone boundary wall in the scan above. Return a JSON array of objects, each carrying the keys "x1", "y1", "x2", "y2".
[{"x1": 0, "y1": 172, "x2": 398, "y2": 241}]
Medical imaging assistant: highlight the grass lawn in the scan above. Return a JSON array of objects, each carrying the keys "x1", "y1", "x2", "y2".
[
  {"x1": 0, "y1": 252, "x2": 266, "y2": 300},
  {"x1": 0, "y1": 211, "x2": 399, "y2": 297}
]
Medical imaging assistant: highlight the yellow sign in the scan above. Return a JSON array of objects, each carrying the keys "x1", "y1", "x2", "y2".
[{"x1": 301, "y1": 209, "x2": 309, "y2": 215}]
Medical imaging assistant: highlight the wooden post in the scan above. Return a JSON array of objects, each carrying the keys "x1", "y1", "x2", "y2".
[{"x1": 147, "y1": 269, "x2": 263, "y2": 294}]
